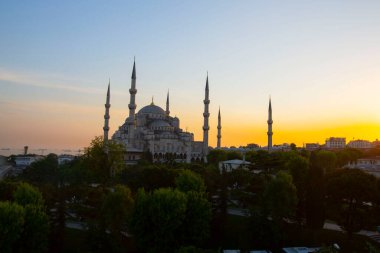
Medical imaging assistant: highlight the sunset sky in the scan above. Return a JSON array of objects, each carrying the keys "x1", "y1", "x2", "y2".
[{"x1": 1, "y1": 1, "x2": 380, "y2": 151}]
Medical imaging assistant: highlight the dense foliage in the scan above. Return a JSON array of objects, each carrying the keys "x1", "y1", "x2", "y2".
[{"x1": 1, "y1": 138, "x2": 380, "y2": 252}]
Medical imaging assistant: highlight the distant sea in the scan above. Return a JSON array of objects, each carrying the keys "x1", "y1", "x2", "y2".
[{"x1": 0, "y1": 148, "x2": 83, "y2": 156}]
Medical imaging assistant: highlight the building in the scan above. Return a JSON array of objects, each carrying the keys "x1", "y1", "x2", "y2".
[
  {"x1": 58, "y1": 154, "x2": 76, "y2": 165},
  {"x1": 109, "y1": 60, "x2": 214, "y2": 164},
  {"x1": 14, "y1": 155, "x2": 43, "y2": 167},
  {"x1": 345, "y1": 157, "x2": 380, "y2": 177},
  {"x1": 347, "y1": 139, "x2": 373, "y2": 149},
  {"x1": 325, "y1": 137, "x2": 346, "y2": 149},
  {"x1": 305, "y1": 143, "x2": 320, "y2": 151},
  {"x1": 218, "y1": 159, "x2": 251, "y2": 172}
]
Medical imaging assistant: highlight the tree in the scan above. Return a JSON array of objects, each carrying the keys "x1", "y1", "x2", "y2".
[
  {"x1": 207, "y1": 149, "x2": 227, "y2": 166},
  {"x1": 21, "y1": 153, "x2": 59, "y2": 185},
  {"x1": 13, "y1": 182, "x2": 44, "y2": 207},
  {"x1": 131, "y1": 187, "x2": 211, "y2": 253},
  {"x1": 0, "y1": 183, "x2": 49, "y2": 253},
  {"x1": 131, "y1": 188, "x2": 187, "y2": 253},
  {"x1": 82, "y1": 136, "x2": 126, "y2": 182},
  {"x1": 19, "y1": 204, "x2": 50, "y2": 253},
  {"x1": 286, "y1": 155, "x2": 309, "y2": 223},
  {"x1": 305, "y1": 151, "x2": 326, "y2": 229},
  {"x1": 102, "y1": 185, "x2": 134, "y2": 235},
  {"x1": 315, "y1": 150, "x2": 337, "y2": 173},
  {"x1": 263, "y1": 171, "x2": 298, "y2": 224},
  {"x1": 0, "y1": 202, "x2": 25, "y2": 253},
  {"x1": 176, "y1": 170, "x2": 206, "y2": 193},
  {"x1": 326, "y1": 169, "x2": 377, "y2": 237},
  {"x1": 335, "y1": 148, "x2": 362, "y2": 168},
  {"x1": 13, "y1": 183, "x2": 49, "y2": 253},
  {"x1": 181, "y1": 191, "x2": 212, "y2": 245}
]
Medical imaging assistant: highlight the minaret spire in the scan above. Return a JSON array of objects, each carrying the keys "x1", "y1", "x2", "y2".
[
  {"x1": 166, "y1": 90, "x2": 170, "y2": 116},
  {"x1": 202, "y1": 73, "x2": 210, "y2": 162},
  {"x1": 128, "y1": 58, "x2": 137, "y2": 118},
  {"x1": 267, "y1": 96, "x2": 273, "y2": 151},
  {"x1": 103, "y1": 80, "x2": 111, "y2": 144},
  {"x1": 217, "y1": 106, "x2": 221, "y2": 149}
]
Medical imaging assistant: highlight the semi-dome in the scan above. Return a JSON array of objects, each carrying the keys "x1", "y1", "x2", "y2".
[
  {"x1": 138, "y1": 104, "x2": 165, "y2": 115},
  {"x1": 149, "y1": 120, "x2": 171, "y2": 128}
]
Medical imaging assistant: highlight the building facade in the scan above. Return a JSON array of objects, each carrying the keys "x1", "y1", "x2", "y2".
[
  {"x1": 109, "y1": 60, "x2": 211, "y2": 164},
  {"x1": 325, "y1": 137, "x2": 346, "y2": 149},
  {"x1": 347, "y1": 139, "x2": 373, "y2": 149}
]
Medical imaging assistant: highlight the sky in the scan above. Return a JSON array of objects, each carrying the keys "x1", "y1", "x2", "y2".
[{"x1": 1, "y1": 0, "x2": 380, "y2": 151}]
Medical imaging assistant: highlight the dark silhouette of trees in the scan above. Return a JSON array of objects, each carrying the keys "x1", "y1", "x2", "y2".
[
  {"x1": 263, "y1": 171, "x2": 298, "y2": 224},
  {"x1": 326, "y1": 169, "x2": 377, "y2": 237},
  {"x1": 0, "y1": 183, "x2": 49, "y2": 253},
  {"x1": 286, "y1": 155, "x2": 309, "y2": 224},
  {"x1": 131, "y1": 171, "x2": 211, "y2": 253}
]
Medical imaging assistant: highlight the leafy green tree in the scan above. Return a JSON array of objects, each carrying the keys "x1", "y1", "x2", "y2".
[
  {"x1": 305, "y1": 151, "x2": 326, "y2": 229},
  {"x1": 102, "y1": 185, "x2": 134, "y2": 235},
  {"x1": 13, "y1": 182, "x2": 44, "y2": 207},
  {"x1": 19, "y1": 204, "x2": 49, "y2": 253},
  {"x1": 286, "y1": 155, "x2": 309, "y2": 223},
  {"x1": 21, "y1": 153, "x2": 59, "y2": 185},
  {"x1": 315, "y1": 150, "x2": 337, "y2": 173},
  {"x1": 13, "y1": 183, "x2": 49, "y2": 253},
  {"x1": 0, "y1": 201, "x2": 25, "y2": 253},
  {"x1": 82, "y1": 136, "x2": 126, "y2": 182},
  {"x1": 335, "y1": 148, "x2": 362, "y2": 167},
  {"x1": 326, "y1": 169, "x2": 377, "y2": 237},
  {"x1": 263, "y1": 171, "x2": 298, "y2": 224},
  {"x1": 131, "y1": 188, "x2": 187, "y2": 252},
  {"x1": 176, "y1": 170, "x2": 206, "y2": 193},
  {"x1": 226, "y1": 150, "x2": 242, "y2": 160},
  {"x1": 181, "y1": 191, "x2": 212, "y2": 245},
  {"x1": 207, "y1": 149, "x2": 227, "y2": 165},
  {"x1": 132, "y1": 187, "x2": 211, "y2": 253}
]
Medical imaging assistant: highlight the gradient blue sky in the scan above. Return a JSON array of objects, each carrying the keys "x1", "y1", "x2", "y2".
[{"x1": 1, "y1": 1, "x2": 380, "y2": 150}]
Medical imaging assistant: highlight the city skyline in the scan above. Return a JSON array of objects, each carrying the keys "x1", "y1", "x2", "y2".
[{"x1": 1, "y1": 1, "x2": 380, "y2": 150}]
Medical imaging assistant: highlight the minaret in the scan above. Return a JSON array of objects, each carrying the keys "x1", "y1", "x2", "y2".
[
  {"x1": 128, "y1": 58, "x2": 137, "y2": 119},
  {"x1": 202, "y1": 73, "x2": 210, "y2": 162},
  {"x1": 166, "y1": 90, "x2": 170, "y2": 116},
  {"x1": 267, "y1": 97, "x2": 273, "y2": 151},
  {"x1": 217, "y1": 107, "x2": 221, "y2": 149},
  {"x1": 103, "y1": 80, "x2": 111, "y2": 144}
]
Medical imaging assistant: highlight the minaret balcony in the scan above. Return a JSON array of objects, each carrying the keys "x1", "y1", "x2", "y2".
[{"x1": 129, "y1": 88, "x2": 137, "y2": 94}]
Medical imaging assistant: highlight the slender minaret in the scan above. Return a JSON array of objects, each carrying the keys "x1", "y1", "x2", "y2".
[
  {"x1": 103, "y1": 80, "x2": 111, "y2": 144},
  {"x1": 203, "y1": 73, "x2": 210, "y2": 162},
  {"x1": 128, "y1": 58, "x2": 137, "y2": 118},
  {"x1": 166, "y1": 90, "x2": 170, "y2": 116},
  {"x1": 267, "y1": 97, "x2": 273, "y2": 151},
  {"x1": 217, "y1": 107, "x2": 221, "y2": 149}
]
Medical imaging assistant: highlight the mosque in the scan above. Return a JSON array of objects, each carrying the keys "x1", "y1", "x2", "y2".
[
  {"x1": 102, "y1": 59, "x2": 273, "y2": 164},
  {"x1": 102, "y1": 60, "x2": 221, "y2": 164}
]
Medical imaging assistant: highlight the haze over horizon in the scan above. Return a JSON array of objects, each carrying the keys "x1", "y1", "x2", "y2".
[{"x1": 1, "y1": 1, "x2": 380, "y2": 150}]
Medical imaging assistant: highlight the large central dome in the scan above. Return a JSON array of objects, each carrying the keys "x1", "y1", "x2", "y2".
[{"x1": 138, "y1": 104, "x2": 165, "y2": 115}]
